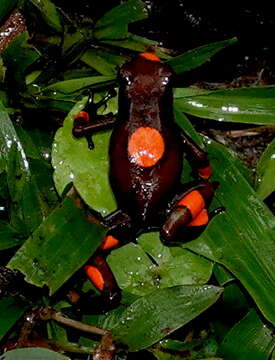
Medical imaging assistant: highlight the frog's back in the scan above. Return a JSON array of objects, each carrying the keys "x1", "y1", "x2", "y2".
[{"x1": 108, "y1": 54, "x2": 183, "y2": 225}]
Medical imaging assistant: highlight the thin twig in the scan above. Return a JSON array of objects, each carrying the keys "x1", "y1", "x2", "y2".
[
  {"x1": 40, "y1": 308, "x2": 108, "y2": 336},
  {"x1": 226, "y1": 125, "x2": 275, "y2": 138}
]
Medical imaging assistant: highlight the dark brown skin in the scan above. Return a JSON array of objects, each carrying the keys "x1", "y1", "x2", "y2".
[
  {"x1": 109, "y1": 56, "x2": 183, "y2": 227},
  {"x1": 72, "y1": 53, "x2": 222, "y2": 308}
]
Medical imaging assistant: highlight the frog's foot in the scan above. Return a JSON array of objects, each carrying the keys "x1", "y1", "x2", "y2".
[{"x1": 160, "y1": 181, "x2": 223, "y2": 242}]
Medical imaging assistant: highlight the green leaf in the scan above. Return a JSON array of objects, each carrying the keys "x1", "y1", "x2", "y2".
[
  {"x1": 108, "y1": 233, "x2": 212, "y2": 296},
  {"x1": 112, "y1": 285, "x2": 223, "y2": 351},
  {"x1": 2, "y1": 32, "x2": 40, "y2": 89},
  {"x1": 52, "y1": 97, "x2": 117, "y2": 216},
  {"x1": 0, "y1": 110, "x2": 50, "y2": 233},
  {"x1": 101, "y1": 34, "x2": 171, "y2": 59},
  {"x1": 0, "y1": 0, "x2": 17, "y2": 23},
  {"x1": 28, "y1": 0, "x2": 62, "y2": 33},
  {"x1": 175, "y1": 86, "x2": 275, "y2": 124},
  {"x1": 0, "y1": 348, "x2": 70, "y2": 360},
  {"x1": 185, "y1": 140, "x2": 275, "y2": 324},
  {"x1": 94, "y1": 0, "x2": 148, "y2": 40},
  {"x1": 167, "y1": 38, "x2": 237, "y2": 74},
  {"x1": 8, "y1": 192, "x2": 105, "y2": 294},
  {"x1": 219, "y1": 310, "x2": 275, "y2": 360},
  {"x1": 43, "y1": 76, "x2": 116, "y2": 95},
  {"x1": 0, "y1": 297, "x2": 28, "y2": 341},
  {"x1": 0, "y1": 220, "x2": 24, "y2": 250},
  {"x1": 255, "y1": 138, "x2": 275, "y2": 200},
  {"x1": 81, "y1": 49, "x2": 126, "y2": 75}
]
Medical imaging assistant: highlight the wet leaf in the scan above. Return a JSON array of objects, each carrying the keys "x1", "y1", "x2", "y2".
[
  {"x1": 108, "y1": 233, "x2": 212, "y2": 296},
  {"x1": 43, "y1": 76, "x2": 115, "y2": 95},
  {"x1": 52, "y1": 97, "x2": 116, "y2": 216},
  {"x1": 0, "y1": 297, "x2": 28, "y2": 341},
  {"x1": 28, "y1": 0, "x2": 62, "y2": 33},
  {"x1": 112, "y1": 285, "x2": 223, "y2": 351},
  {"x1": 2, "y1": 32, "x2": 40, "y2": 89},
  {"x1": 175, "y1": 86, "x2": 275, "y2": 124},
  {"x1": 0, "y1": 348, "x2": 70, "y2": 360},
  {"x1": 0, "y1": 110, "x2": 50, "y2": 233},
  {"x1": 0, "y1": 220, "x2": 24, "y2": 250},
  {"x1": 94, "y1": 0, "x2": 148, "y2": 40},
  {"x1": 185, "y1": 141, "x2": 275, "y2": 324},
  {"x1": 81, "y1": 49, "x2": 126, "y2": 75},
  {"x1": 167, "y1": 38, "x2": 237, "y2": 74},
  {"x1": 255, "y1": 138, "x2": 275, "y2": 200},
  {"x1": 8, "y1": 191, "x2": 105, "y2": 294},
  {"x1": 220, "y1": 310, "x2": 275, "y2": 360}
]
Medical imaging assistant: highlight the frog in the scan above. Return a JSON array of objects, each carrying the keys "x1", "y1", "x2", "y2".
[{"x1": 72, "y1": 52, "x2": 222, "y2": 308}]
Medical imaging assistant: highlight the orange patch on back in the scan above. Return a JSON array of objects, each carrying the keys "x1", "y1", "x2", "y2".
[
  {"x1": 139, "y1": 52, "x2": 161, "y2": 62},
  {"x1": 128, "y1": 127, "x2": 165, "y2": 167},
  {"x1": 85, "y1": 265, "x2": 104, "y2": 291},
  {"x1": 187, "y1": 209, "x2": 209, "y2": 226},
  {"x1": 100, "y1": 235, "x2": 120, "y2": 250},
  {"x1": 198, "y1": 165, "x2": 212, "y2": 179},
  {"x1": 178, "y1": 190, "x2": 205, "y2": 219}
]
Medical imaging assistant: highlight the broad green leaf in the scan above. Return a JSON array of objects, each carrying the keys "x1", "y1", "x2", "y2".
[
  {"x1": 52, "y1": 97, "x2": 116, "y2": 216},
  {"x1": 0, "y1": 220, "x2": 24, "y2": 250},
  {"x1": 102, "y1": 34, "x2": 171, "y2": 59},
  {"x1": 150, "y1": 337, "x2": 220, "y2": 360},
  {"x1": 28, "y1": 0, "x2": 62, "y2": 33},
  {"x1": 0, "y1": 297, "x2": 28, "y2": 341},
  {"x1": 112, "y1": 285, "x2": 223, "y2": 351},
  {"x1": 81, "y1": 49, "x2": 126, "y2": 75},
  {"x1": 185, "y1": 140, "x2": 275, "y2": 324},
  {"x1": 167, "y1": 38, "x2": 237, "y2": 74},
  {"x1": 255, "y1": 138, "x2": 275, "y2": 200},
  {"x1": 0, "y1": 0, "x2": 17, "y2": 23},
  {"x1": 43, "y1": 76, "x2": 115, "y2": 95},
  {"x1": 0, "y1": 110, "x2": 49, "y2": 233},
  {"x1": 94, "y1": 0, "x2": 148, "y2": 40},
  {"x1": 0, "y1": 348, "x2": 70, "y2": 360},
  {"x1": 2, "y1": 32, "x2": 40, "y2": 89},
  {"x1": 213, "y1": 264, "x2": 234, "y2": 286},
  {"x1": 175, "y1": 86, "x2": 275, "y2": 124},
  {"x1": 108, "y1": 233, "x2": 212, "y2": 296},
  {"x1": 8, "y1": 192, "x2": 105, "y2": 294},
  {"x1": 220, "y1": 310, "x2": 275, "y2": 360}
]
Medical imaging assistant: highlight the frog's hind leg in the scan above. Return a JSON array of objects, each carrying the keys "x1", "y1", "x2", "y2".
[
  {"x1": 84, "y1": 210, "x2": 133, "y2": 309},
  {"x1": 160, "y1": 181, "x2": 224, "y2": 242}
]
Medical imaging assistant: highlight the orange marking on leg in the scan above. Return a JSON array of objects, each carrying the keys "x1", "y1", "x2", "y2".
[
  {"x1": 178, "y1": 190, "x2": 205, "y2": 219},
  {"x1": 139, "y1": 52, "x2": 161, "y2": 62},
  {"x1": 85, "y1": 265, "x2": 104, "y2": 291},
  {"x1": 100, "y1": 235, "x2": 120, "y2": 250},
  {"x1": 198, "y1": 165, "x2": 212, "y2": 179},
  {"x1": 128, "y1": 127, "x2": 165, "y2": 167},
  {"x1": 75, "y1": 111, "x2": 90, "y2": 122},
  {"x1": 187, "y1": 209, "x2": 209, "y2": 227}
]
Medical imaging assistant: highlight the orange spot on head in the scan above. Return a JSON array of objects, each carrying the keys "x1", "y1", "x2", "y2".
[
  {"x1": 198, "y1": 165, "x2": 212, "y2": 179},
  {"x1": 128, "y1": 127, "x2": 165, "y2": 167},
  {"x1": 178, "y1": 190, "x2": 205, "y2": 219},
  {"x1": 100, "y1": 235, "x2": 120, "y2": 250},
  {"x1": 139, "y1": 52, "x2": 161, "y2": 62},
  {"x1": 85, "y1": 265, "x2": 104, "y2": 291},
  {"x1": 187, "y1": 209, "x2": 209, "y2": 226}
]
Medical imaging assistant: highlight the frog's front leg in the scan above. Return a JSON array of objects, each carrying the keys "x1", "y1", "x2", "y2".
[
  {"x1": 72, "y1": 90, "x2": 117, "y2": 149},
  {"x1": 84, "y1": 210, "x2": 133, "y2": 309},
  {"x1": 161, "y1": 181, "x2": 223, "y2": 242}
]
